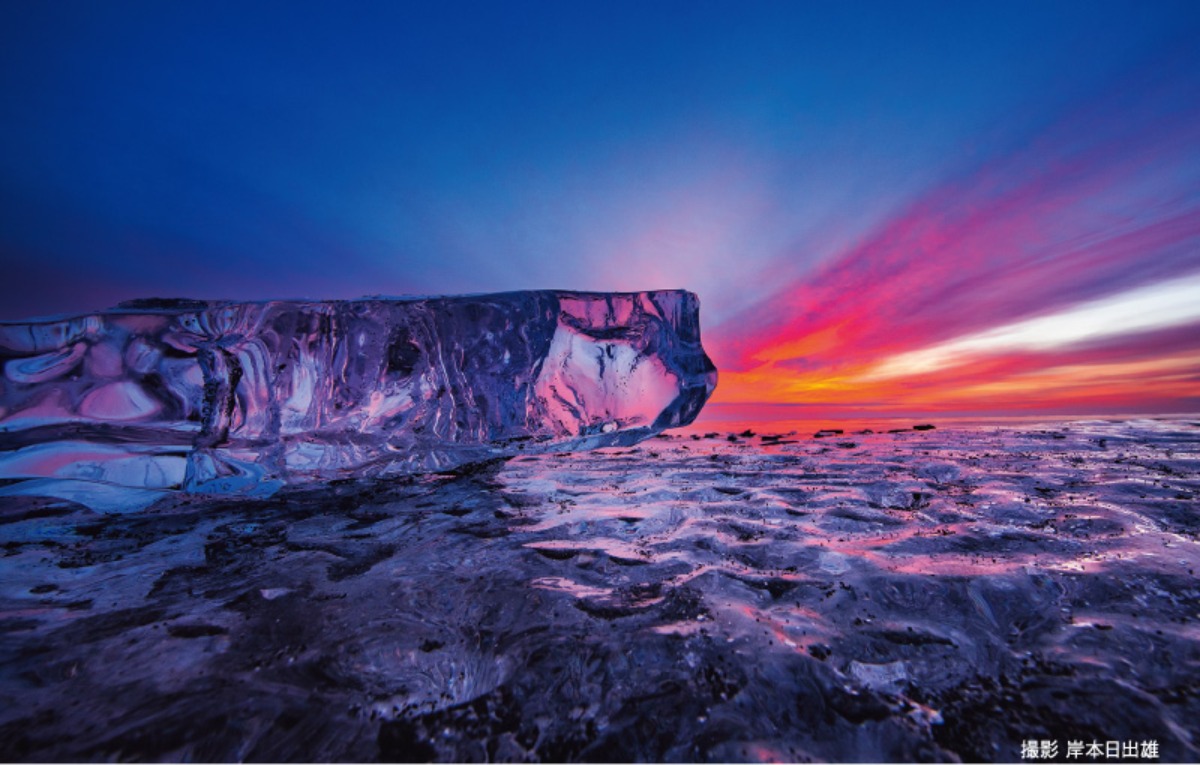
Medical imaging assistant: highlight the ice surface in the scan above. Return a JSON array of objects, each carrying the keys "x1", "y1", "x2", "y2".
[
  {"x1": 2, "y1": 418, "x2": 1198, "y2": 761},
  {"x1": 0, "y1": 291, "x2": 716, "y2": 506}
]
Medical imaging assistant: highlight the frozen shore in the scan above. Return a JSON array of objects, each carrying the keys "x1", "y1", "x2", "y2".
[{"x1": 1, "y1": 417, "x2": 1198, "y2": 761}]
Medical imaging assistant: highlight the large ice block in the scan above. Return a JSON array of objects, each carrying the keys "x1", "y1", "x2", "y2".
[{"x1": 0, "y1": 291, "x2": 717, "y2": 507}]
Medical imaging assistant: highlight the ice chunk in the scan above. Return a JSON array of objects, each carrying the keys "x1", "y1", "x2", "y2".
[{"x1": 0, "y1": 291, "x2": 717, "y2": 507}]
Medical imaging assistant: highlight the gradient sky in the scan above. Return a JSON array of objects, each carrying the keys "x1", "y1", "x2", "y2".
[{"x1": 2, "y1": 1, "x2": 1198, "y2": 417}]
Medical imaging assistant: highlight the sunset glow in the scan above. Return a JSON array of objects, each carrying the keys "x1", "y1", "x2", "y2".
[
  {"x1": 704, "y1": 39, "x2": 1200, "y2": 419},
  {"x1": 863, "y1": 272, "x2": 1200, "y2": 381}
]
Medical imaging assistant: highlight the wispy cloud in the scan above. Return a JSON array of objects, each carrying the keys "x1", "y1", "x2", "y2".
[
  {"x1": 706, "y1": 42, "x2": 1200, "y2": 416},
  {"x1": 862, "y1": 271, "x2": 1200, "y2": 380}
]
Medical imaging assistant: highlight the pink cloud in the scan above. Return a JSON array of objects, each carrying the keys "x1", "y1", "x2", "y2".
[{"x1": 705, "y1": 44, "x2": 1200, "y2": 415}]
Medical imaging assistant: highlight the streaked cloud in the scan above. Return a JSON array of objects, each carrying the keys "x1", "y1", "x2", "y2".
[
  {"x1": 706, "y1": 38, "x2": 1200, "y2": 417},
  {"x1": 862, "y1": 272, "x2": 1200, "y2": 380}
]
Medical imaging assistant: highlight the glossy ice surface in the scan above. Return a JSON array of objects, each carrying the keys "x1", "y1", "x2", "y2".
[
  {"x1": 0, "y1": 418, "x2": 1197, "y2": 761},
  {"x1": 0, "y1": 291, "x2": 717, "y2": 508}
]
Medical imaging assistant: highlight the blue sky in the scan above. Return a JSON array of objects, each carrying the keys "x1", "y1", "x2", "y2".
[
  {"x1": 2, "y1": 1, "x2": 1198, "y2": 414},
  {"x1": 1, "y1": 1, "x2": 1191, "y2": 318}
]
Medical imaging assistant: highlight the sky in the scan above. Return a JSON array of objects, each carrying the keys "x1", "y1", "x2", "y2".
[{"x1": 1, "y1": 1, "x2": 1198, "y2": 419}]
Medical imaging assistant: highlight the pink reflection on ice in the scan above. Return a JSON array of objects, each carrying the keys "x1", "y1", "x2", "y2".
[{"x1": 494, "y1": 416, "x2": 1200, "y2": 645}]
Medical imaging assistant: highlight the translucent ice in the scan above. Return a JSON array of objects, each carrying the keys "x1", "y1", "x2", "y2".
[{"x1": 0, "y1": 291, "x2": 717, "y2": 507}]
